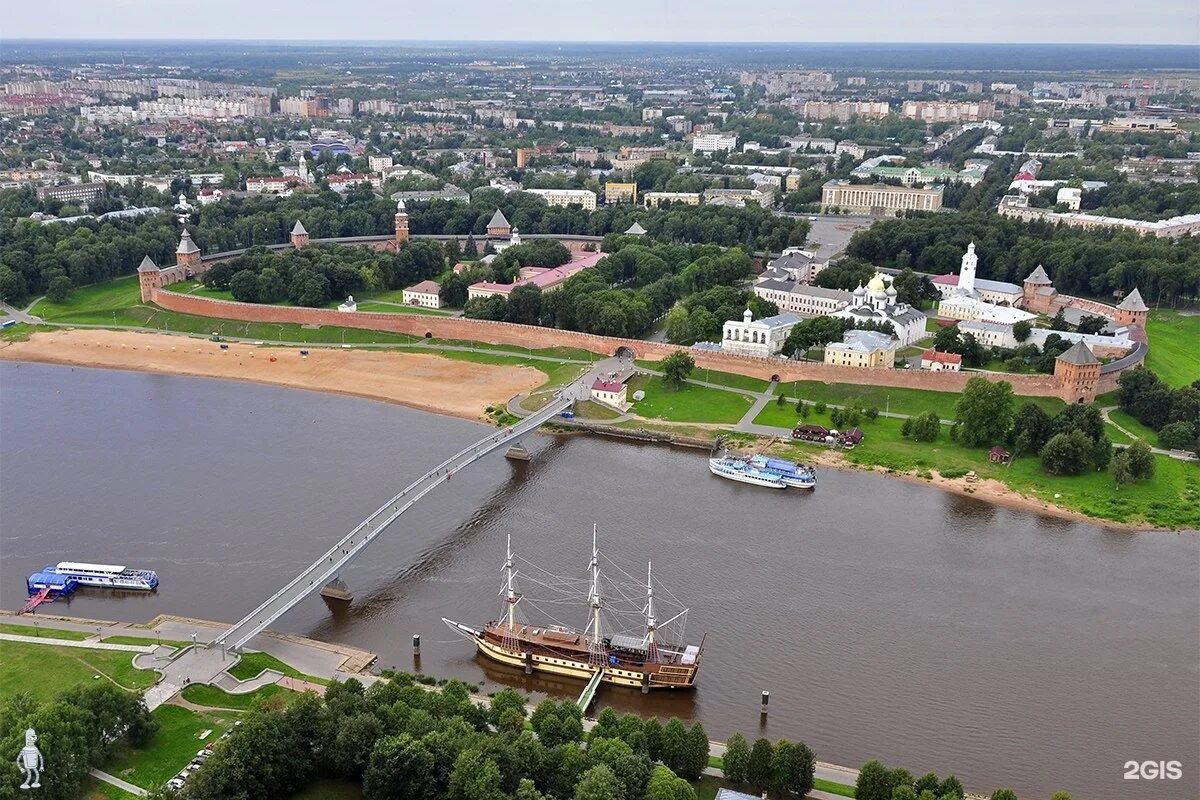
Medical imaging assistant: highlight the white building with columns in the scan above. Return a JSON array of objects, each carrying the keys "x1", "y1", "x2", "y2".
[{"x1": 721, "y1": 308, "x2": 801, "y2": 358}]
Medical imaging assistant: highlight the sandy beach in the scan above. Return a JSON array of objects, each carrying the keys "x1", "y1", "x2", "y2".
[{"x1": 0, "y1": 329, "x2": 545, "y2": 421}]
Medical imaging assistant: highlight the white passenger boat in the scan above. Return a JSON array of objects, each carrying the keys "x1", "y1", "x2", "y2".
[
  {"x1": 50, "y1": 561, "x2": 159, "y2": 591},
  {"x1": 708, "y1": 456, "x2": 788, "y2": 488},
  {"x1": 749, "y1": 454, "x2": 817, "y2": 489}
]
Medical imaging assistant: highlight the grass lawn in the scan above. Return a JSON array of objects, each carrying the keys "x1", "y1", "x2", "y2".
[
  {"x1": 0, "y1": 639, "x2": 157, "y2": 702},
  {"x1": 627, "y1": 375, "x2": 755, "y2": 424},
  {"x1": 1107, "y1": 409, "x2": 1160, "y2": 445},
  {"x1": 102, "y1": 634, "x2": 189, "y2": 648},
  {"x1": 0, "y1": 621, "x2": 89, "y2": 640},
  {"x1": 103, "y1": 704, "x2": 234, "y2": 790},
  {"x1": 29, "y1": 275, "x2": 143, "y2": 322},
  {"x1": 776, "y1": 413, "x2": 1200, "y2": 529},
  {"x1": 1144, "y1": 309, "x2": 1200, "y2": 387},
  {"x1": 815, "y1": 777, "x2": 857, "y2": 797},
  {"x1": 635, "y1": 360, "x2": 770, "y2": 393},
  {"x1": 573, "y1": 400, "x2": 623, "y2": 420},
  {"x1": 775, "y1": 380, "x2": 1065, "y2": 419},
  {"x1": 754, "y1": 399, "x2": 810, "y2": 429},
  {"x1": 82, "y1": 777, "x2": 140, "y2": 799},
  {"x1": 180, "y1": 682, "x2": 292, "y2": 710},
  {"x1": 229, "y1": 651, "x2": 329, "y2": 686}
]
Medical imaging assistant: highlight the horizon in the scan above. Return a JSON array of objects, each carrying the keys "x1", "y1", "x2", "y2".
[{"x1": 6, "y1": 37, "x2": 1200, "y2": 47}]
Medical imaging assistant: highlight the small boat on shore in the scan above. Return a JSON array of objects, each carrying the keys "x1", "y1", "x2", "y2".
[
  {"x1": 749, "y1": 455, "x2": 816, "y2": 489},
  {"x1": 708, "y1": 456, "x2": 788, "y2": 488}
]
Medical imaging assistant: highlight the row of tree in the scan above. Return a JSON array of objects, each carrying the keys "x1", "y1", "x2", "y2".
[
  {"x1": 0, "y1": 683, "x2": 158, "y2": 800},
  {"x1": 202, "y1": 241, "x2": 445, "y2": 308},
  {"x1": 842, "y1": 211, "x2": 1200, "y2": 305},
  {"x1": 1116, "y1": 367, "x2": 1200, "y2": 452}
]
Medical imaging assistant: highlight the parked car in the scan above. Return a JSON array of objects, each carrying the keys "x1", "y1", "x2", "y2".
[{"x1": 167, "y1": 777, "x2": 185, "y2": 790}]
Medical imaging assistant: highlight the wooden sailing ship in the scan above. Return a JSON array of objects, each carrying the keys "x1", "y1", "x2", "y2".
[{"x1": 444, "y1": 527, "x2": 703, "y2": 690}]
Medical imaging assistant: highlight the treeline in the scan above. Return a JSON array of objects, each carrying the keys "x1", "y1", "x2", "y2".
[
  {"x1": 1117, "y1": 366, "x2": 1200, "y2": 452},
  {"x1": 203, "y1": 241, "x2": 445, "y2": 307},
  {"x1": 932, "y1": 323, "x2": 1076, "y2": 374},
  {"x1": 951, "y1": 377, "x2": 1156, "y2": 487},
  {"x1": 465, "y1": 240, "x2": 755, "y2": 339},
  {"x1": 664, "y1": 285, "x2": 779, "y2": 345},
  {"x1": 0, "y1": 682, "x2": 158, "y2": 800},
  {"x1": 1082, "y1": 180, "x2": 1200, "y2": 222},
  {"x1": 407, "y1": 187, "x2": 812, "y2": 253},
  {"x1": 0, "y1": 191, "x2": 181, "y2": 303},
  {"x1": 171, "y1": 673, "x2": 714, "y2": 800},
  {"x1": 843, "y1": 211, "x2": 1200, "y2": 304}
]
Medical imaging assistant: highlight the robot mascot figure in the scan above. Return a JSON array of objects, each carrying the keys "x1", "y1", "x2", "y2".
[{"x1": 17, "y1": 728, "x2": 43, "y2": 790}]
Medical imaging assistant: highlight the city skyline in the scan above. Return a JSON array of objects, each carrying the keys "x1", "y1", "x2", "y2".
[{"x1": 7, "y1": 0, "x2": 1200, "y2": 45}]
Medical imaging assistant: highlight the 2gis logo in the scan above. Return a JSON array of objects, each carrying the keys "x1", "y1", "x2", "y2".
[{"x1": 1123, "y1": 760, "x2": 1183, "y2": 780}]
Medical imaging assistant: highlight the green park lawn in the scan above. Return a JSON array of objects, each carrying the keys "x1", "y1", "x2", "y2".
[
  {"x1": 1145, "y1": 309, "x2": 1200, "y2": 387},
  {"x1": 572, "y1": 400, "x2": 624, "y2": 420},
  {"x1": 30, "y1": 275, "x2": 143, "y2": 322},
  {"x1": 627, "y1": 375, "x2": 755, "y2": 424},
  {"x1": 1106, "y1": 408, "x2": 1161, "y2": 446},
  {"x1": 180, "y1": 682, "x2": 292, "y2": 710},
  {"x1": 103, "y1": 705, "x2": 234, "y2": 790},
  {"x1": 635, "y1": 359, "x2": 770, "y2": 393},
  {"x1": 167, "y1": 281, "x2": 453, "y2": 316},
  {"x1": 0, "y1": 621, "x2": 89, "y2": 640},
  {"x1": 772, "y1": 412, "x2": 1199, "y2": 529},
  {"x1": 774, "y1": 381, "x2": 1065, "y2": 419},
  {"x1": 0, "y1": 639, "x2": 157, "y2": 702},
  {"x1": 102, "y1": 634, "x2": 190, "y2": 648},
  {"x1": 229, "y1": 651, "x2": 329, "y2": 685}
]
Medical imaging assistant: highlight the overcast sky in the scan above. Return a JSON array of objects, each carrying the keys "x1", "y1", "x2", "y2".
[{"x1": 6, "y1": 0, "x2": 1199, "y2": 45}]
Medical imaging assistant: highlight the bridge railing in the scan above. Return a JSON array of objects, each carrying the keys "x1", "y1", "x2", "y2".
[{"x1": 216, "y1": 393, "x2": 572, "y2": 650}]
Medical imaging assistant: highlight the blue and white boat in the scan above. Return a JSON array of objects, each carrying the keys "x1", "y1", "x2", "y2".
[
  {"x1": 748, "y1": 455, "x2": 816, "y2": 489},
  {"x1": 29, "y1": 562, "x2": 159, "y2": 593},
  {"x1": 708, "y1": 456, "x2": 788, "y2": 489}
]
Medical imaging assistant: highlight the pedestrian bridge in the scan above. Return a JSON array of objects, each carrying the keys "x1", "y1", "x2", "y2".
[{"x1": 214, "y1": 392, "x2": 575, "y2": 652}]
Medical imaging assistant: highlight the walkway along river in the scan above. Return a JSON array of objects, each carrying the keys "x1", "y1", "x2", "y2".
[{"x1": 1, "y1": 363, "x2": 1196, "y2": 800}]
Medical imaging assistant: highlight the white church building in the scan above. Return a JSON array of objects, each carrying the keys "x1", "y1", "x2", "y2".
[
  {"x1": 937, "y1": 243, "x2": 1036, "y2": 326},
  {"x1": 832, "y1": 274, "x2": 928, "y2": 347},
  {"x1": 721, "y1": 308, "x2": 801, "y2": 358}
]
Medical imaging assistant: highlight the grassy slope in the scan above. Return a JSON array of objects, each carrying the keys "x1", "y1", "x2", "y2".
[
  {"x1": 228, "y1": 651, "x2": 330, "y2": 685},
  {"x1": 103, "y1": 705, "x2": 233, "y2": 790},
  {"x1": 31, "y1": 275, "x2": 143, "y2": 321},
  {"x1": 635, "y1": 359, "x2": 770, "y2": 392},
  {"x1": 0, "y1": 621, "x2": 89, "y2": 640},
  {"x1": 776, "y1": 380, "x2": 1066, "y2": 419},
  {"x1": 770, "y1": 412, "x2": 1199, "y2": 529},
  {"x1": 180, "y1": 682, "x2": 292, "y2": 710},
  {"x1": 628, "y1": 374, "x2": 755, "y2": 424},
  {"x1": 1144, "y1": 309, "x2": 1200, "y2": 388},
  {"x1": 0, "y1": 639, "x2": 157, "y2": 701}
]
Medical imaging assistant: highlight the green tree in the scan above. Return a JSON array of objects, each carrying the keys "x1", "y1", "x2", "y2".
[
  {"x1": 573, "y1": 764, "x2": 622, "y2": 800},
  {"x1": 989, "y1": 790, "x2": 1018, "y2": 800},
  {"x1": 661, "y1": 351, "x2": 696, "y2": 390},
  {"x1": 954, "y1": 377, "x2": 1014, "y2": 447},
  {"x1": 448, "y1": 750, "x2": 505, "y2": 800},
  {"x1": 1012, "y1": 319, "x2": 1032, "y2": 342},
  {"x1": 363, "y1": 734, "x2": 435, "y2": 800},
  {"x1": 938, "y1": 775, "x2": 965, "y2": 799},
  {"x1": 46, "y1": 274, "x2": 73, "y2": 303},
  {"x1": 229, "y1": 269, "x2": 260, "y2": 302},
  {"x1": 723, "y1": 732, "x2": 751, "y2": 784},
  {"x1": 748, "y1": 737, "x2": 774, "y2": 793},
  {"x1": 679, "y1": 722, "x2": 709, "y2": 781},
  {"x1": 1157, "y1": 421, "x2": 1197, "y2": 451},
  {"x1": 907, "y1": 411, "x2": 941, "y2": 442},
  {"x1": 644, "y1": 765, "x2": 698, "y2": 800},
  {"x1": 1040, "y1": 430, "x2": 1094, "y2": 476},
  {"x1": 913, "y1": 773, "x2": 940, "y2": 795},
  {"x1": 1008, "y1": 402, "x2": 1054, "y2": 454},
  {"x1": 855, "y1": 759, "x2": 895, "y2": 800}
]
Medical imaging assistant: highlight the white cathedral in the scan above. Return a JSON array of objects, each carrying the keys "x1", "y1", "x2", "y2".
[
  {"x1": 937, "y1": 243, "x2": 1036, "y2": 326},
  {"x1": 832, "y1": 273, "x2": 928, "y2": 346}
]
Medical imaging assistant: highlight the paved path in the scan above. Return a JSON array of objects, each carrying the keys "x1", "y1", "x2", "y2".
[
  {"x1": 0, "y1": 299, "x2": 43, "y2": 324},
  {"x1": 89, "y1": 768, "x2": 148, "y2": 797},
  {"x1": 1100, "y1": 406, "x2": 1197, "y2": 461}
]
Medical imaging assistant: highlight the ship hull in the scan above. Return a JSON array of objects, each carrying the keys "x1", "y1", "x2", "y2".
[
  {"x1": 708, "y1": 459, "x2": 787, "y2": 488},
  {"x1": 444, "y1": 619, "x2": 699, "y2": 690}
]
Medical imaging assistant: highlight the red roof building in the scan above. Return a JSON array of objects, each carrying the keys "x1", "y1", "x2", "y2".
[{"x1": 920, "y1": 349, "x2": 963, "y2": 371}]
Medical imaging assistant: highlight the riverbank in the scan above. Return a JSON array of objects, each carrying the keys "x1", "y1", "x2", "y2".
[{"x1": 0, "y1": 329, "x2": 545, "y2": 422}]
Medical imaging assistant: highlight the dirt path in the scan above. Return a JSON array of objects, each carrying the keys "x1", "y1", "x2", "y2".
[{"x1": 0, "y1": 329, "x2": 545, "y2": 421}]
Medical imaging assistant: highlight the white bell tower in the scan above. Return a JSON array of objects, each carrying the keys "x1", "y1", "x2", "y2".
[{"x1": 959, "y1": 242, "x2": 978, "y2": 296}]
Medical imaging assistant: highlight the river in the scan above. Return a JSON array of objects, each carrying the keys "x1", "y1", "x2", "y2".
[{"x1": 1, "y1": 363, "x2": 1196, "y2": 800}]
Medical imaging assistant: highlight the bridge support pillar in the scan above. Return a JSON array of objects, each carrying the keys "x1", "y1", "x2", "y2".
[
  {"x1": 320, "y1": 577, "x2": 353, "y2": 602},
  {"x1": 504, "y1": 443, "x2": 532, "y2": 461}
]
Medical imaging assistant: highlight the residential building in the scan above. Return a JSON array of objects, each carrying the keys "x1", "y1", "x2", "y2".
[
  {"x1": 523, "y1": 188, "x2": 597, "y2": 210},
  {"x1": 643, "y1": 192, "x2": 701, "y2": 207},
  {"x1": 760, "y1": 250, "x2": 826, "y2": 285},
  {"x1": 604, "y1": 182, "x2": 638, "y2": 204},
  {"x1": 368, "y1": 155, "x2": 394, "y2": 172},
  {"x1": 901, "y1": 101, "x2": 997, "y2": 122},
  {"x1": 998, "y1": 194, "x2": 1200, "y2": 238},
  {"x1": 35, "y1": 182, "x2": 105, "y2": 205},
  {"x1": 721, "y1": 308, "x2": 801, "y2": 358},
  {"x1": 703, "y1": 187, "x2": 773, "y2": 207},
  {"x1": 920, "y1": 350, "x2": 962, "y2": 371},
  {"x1": 821, "y1": 180, "x2": 944, "y2": 212},
  {"x1": 753, "y1": 280, "x2": 852, "y2": 317},
  {"x1": 824, "y1": 329, "x2": 897, "y2": 369},
  {"x1": 692, "y1": 133, "x2": 738, "y2": 154},
  {"x1": 800, "y1": 100, "x2": 890, "y2": 121},
  {"x1": 402, "y1": 280, "x2": 443, "y2": 309},
  {"x1": 390, "y1": 184, "x2": 471, "y2": 204}
]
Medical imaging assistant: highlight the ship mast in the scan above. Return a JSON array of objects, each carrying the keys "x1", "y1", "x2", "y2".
[
  {"x1": 503, "y1": 533, "x2": 519, "y2": 633},
  {"x1": 645, "y1": 560, "x2": 659, "y2": 662},
  {"x1": 588, "y1": 524, "x2": 603, "y2": 662}
]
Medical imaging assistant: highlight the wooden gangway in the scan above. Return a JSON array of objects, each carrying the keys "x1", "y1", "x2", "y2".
[{"x1": 577, "y1": 667, "x2": 604, "y2": 713}]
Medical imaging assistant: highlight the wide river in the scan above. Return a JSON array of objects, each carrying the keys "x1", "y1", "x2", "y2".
[{"x1": 1, "y1": 363, "x2": 1196, "y2": 800}]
